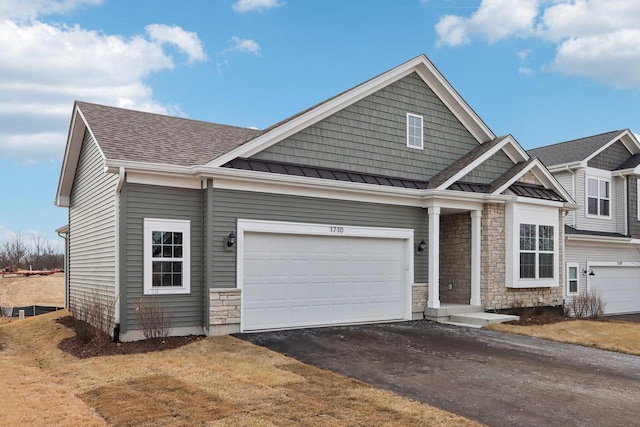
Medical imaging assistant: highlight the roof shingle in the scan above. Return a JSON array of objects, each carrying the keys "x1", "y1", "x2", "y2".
[
  {"x1": 528, "y1": 130, "x2": 624, "y2": 167},
  {"x1": 77, "y1": 101, "x2": 261, "y2": 166}
]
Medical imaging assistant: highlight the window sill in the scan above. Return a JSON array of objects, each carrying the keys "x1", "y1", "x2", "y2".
[
  {"x1": 144, "y1": 286, "x2": 190, "y2": 295},
  {"x1": 506, "y1": 279, "x2": 558, "y2": 289}
]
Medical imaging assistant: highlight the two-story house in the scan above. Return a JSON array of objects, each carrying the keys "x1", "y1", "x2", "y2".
[{"x1": 529, "y1": 130, "x2": 640, "y2": 315}]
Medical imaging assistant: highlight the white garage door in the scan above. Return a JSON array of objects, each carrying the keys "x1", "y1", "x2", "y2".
[
  {"x1": 241, "y1": 229, "x2": 409, "y2": 331},
  {"x1": 590, "y1": 266, "x2": 640, "y2": 315}
]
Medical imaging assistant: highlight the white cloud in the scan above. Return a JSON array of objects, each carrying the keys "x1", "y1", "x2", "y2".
[
  {"x1": 435, "y1": 0, "x2": 640, "y2": 89},
  {"x1": 0, "y1": 0, "x2": 102, "y2": 20},
  {"x1": 145, "y1": 24, "x2": 207, "y2": 63},
  {"x1": 0, "y1": 5, "x2": 206, "y2": 162},
  {"x1": 551, "y1": 30, "x2": 640, "y2": 88},
  {"x1": 226, "y1": 36, "x2": 261, "y2": 55},
  {"x1": 436, "y1": 0, "x2": 539, "y2": 46},
  {"x1": 232, "y1": 0, "x2": 285, "y2": 13}
]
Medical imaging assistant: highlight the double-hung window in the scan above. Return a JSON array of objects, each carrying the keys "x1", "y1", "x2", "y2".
[
  {"x1": 519, "y1": 223, "x2": 554, "y2": 279},
  {"x1": 566, "y1": 262, "x2": 579, "y2": 295},
  {"x1": 143, "y1": 218, "x2": 190, "y2": 295},
  {"x1": 406, "y1": 113, "x2": 423, "y2": 149},
  {"x1": 587, "y1": 177, "x2": 610, "y2": 217}
]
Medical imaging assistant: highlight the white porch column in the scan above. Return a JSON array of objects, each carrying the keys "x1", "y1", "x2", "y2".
[
  {"x1": 470, "y1": 209, "x2": 482, "y2": 306},
  {"x1": 428, "y1": 207, "x2": 441, "y2": 309}
]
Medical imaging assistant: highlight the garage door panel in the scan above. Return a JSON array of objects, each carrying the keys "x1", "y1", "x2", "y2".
[
  {"x1": 590, "y1": 266, "x2": 640, "y2": 315},
  {"x1": 242, "y1": 231, "x2": 408, "y2": 331}
]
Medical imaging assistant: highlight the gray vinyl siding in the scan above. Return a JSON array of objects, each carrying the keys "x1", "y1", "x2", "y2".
[
  {"x1": 211, "y1": 189, "x2": 429, "y2": 288},
  {"x1": 68, "y1": 130, "x2": 118, "y2": 328},
  {"x1": 554, "y1": 171, "x2": 575, "y2": 226},
  {"x1": 565, "y1": 241, "x2": 640, "y2": 297},
  {"x1": 120, "y1": 183, "x2": 204, "y2": 333},
  {"x1": 587, "y1": 141, "x2": 631, "y2": 170},
  {"x1": 251, "y1": 72, "x2": 480, "y2": 181},
  {"x1": 576, "y1": 169, "x2": 619, "y2": 233},
  {"x1": 628, "y1": 176, "x2": 640, "y2": 238},
  {"x1": 461, "y1": 150, "x2": 515, "y2": 184}
]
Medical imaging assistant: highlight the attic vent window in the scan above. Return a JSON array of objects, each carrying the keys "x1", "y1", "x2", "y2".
[{"x1": 406, "y1": 113, "x2": 423, "y2": 149}]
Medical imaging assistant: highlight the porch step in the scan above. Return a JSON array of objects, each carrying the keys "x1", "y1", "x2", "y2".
[
  {"x1": 424, "y1": 304, "x2": 483, "y2": 321},
  {"x1": 448, "y1": 312, "x2": 519, "y2": 327}
]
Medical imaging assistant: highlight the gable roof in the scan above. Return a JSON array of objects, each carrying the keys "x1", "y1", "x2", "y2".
[
  {"x1": 528, "y1": 130, "x2": 640, "y2": 168},
  {"x1": 76, "y1": 101, "x2": 260, "y2": 167},
  {"x1": 207, "y1": 54, "x2": 500, "y2": 167},
  {"x1": 427, "y1": 135, "x2": 517, "y2": 190}
]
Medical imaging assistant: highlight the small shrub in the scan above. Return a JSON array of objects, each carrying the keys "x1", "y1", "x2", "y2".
[
  {"x1": 71, "y1": 291, "x2": 117, "y2": 347},
  {"x1": 135, "y1": 296, "x2": 174, "y2": 339},
  {"x1": 566, "y1": 291, "x2": 606, "y2": 319}
]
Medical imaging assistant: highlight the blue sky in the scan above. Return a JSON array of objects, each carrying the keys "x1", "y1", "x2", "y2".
[{"x1": 2, "y1": 0, "x2": 640, "y2": 250}]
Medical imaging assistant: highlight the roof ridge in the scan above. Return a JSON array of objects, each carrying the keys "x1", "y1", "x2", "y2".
[
  {"x1": 529, "y1": 129, "x2": 624, "y2": 151},
  {"x1": 75, "y1": 100, "x2": 258, "y2": 132}
]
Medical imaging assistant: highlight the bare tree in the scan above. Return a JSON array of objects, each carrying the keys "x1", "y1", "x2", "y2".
[
  {"x1": 30, "y1": 232, "x2": 46, "y2": 269},
  {"x1": 3, "y1": 232, "x2": 29, "y2": 269}
]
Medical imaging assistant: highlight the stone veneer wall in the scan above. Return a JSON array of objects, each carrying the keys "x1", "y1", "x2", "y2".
[
  {"x1": 480, "y1": 204, "x2": 563, "y2": 309},
  {"x1": 209, "y1": 288, "x2": 241, "y2": 335},
  {"x1": 439, "y1": 213, "x2": 471, "y2": 304},
  {"x1": 412, "y1": 284, "x2": 428, "y2": 319}
]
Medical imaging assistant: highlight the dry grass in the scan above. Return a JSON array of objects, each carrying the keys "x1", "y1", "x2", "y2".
[
  {"x1": 0, "y1": 272, "x2": 64, "y2": 307},
  {"x1": 0, "y1": 311, "x2": 480, "y2": 426},
  {"x1": 488, "y1": 320, "x2": 640, "y2": 356}
]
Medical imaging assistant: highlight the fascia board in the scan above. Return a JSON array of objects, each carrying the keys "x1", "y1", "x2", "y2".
[
  {"x1": 436, "y1": 135, "x2": 515, "y2": 191},
  {"x1": 412, "y1": 60, "x2": 495, "y2": 143},
  {"x1": 618, "y1": 129, "x2": 640, "y2": 155},
  {"x1": 56, "y1": 106, "x2": 86, "y2": 207},
  {"x1": 583, "y1": 132, "x2": 628, "y2": 163},
  {"x1": 207, "y1": 55, "x2": 497, "y2": 167}
]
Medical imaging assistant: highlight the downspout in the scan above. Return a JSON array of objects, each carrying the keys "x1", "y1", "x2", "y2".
[
  {"x1": 56, "y1": 229, "x2": 69, "y2": 309},
  {"x1": 113, "y1": 166, "x2": 125, "y2": 341}
]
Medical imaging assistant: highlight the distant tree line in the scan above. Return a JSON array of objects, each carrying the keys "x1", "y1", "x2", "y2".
[{"x1": 1, "y1": 232, "x2": 64, "y2": 271}]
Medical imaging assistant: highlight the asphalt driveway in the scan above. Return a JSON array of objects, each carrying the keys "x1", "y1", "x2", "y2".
[{"x1": 237, "y1": 320, "x2": 640, "y2": 427}]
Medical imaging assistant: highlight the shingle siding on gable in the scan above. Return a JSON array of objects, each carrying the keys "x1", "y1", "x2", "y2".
[
  {"x1": 628, "y1": 176, "x2": 640, "y2": 238},
  {"x1": 461, "y1": 150, "x2": 515, "y2": 184},
  {"x1": 251, "y1": 72, "x2": 480, "y2": 181},
  {"x1": 120, "y1": 183, "x2": 204, "y2": 333},
  {"x1": 587, "y1": 141, "x2": 631, "y2": 170},
  {"x1": 68, "y1": 130, "x2": 118, "y2": 331}
]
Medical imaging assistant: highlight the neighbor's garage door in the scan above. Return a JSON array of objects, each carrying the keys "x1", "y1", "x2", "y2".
[
  {"x1": 242, "y1": 231, "x2": 409, "y2": 331},
  {"x1": 590, "y1": 266, "x2": 640, "y2": 315}
]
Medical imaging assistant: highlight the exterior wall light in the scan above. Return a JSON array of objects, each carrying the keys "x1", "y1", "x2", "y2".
[
  {"x1": 226, "y1": 231, "x2": 236, "y2": 248},
  {"x1": 583, "y1": 268, "x2": 595, "y2": 276},
  {"x1": 417, "y1": 240, "x2": 427, "y2": 253}
]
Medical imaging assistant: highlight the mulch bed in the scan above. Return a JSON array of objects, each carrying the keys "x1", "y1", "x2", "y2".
[
  {"x1": 56, "y1": 316, "x2": 203, "y2": 359},
  {"x1": 500, "y1": 306, "x2": 572, "y2": 326}
]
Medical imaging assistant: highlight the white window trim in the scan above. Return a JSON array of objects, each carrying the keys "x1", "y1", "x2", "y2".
[
  {"x1": 566, "y1": 261, "x2": 579, "y2": 296},
  {"x1": 406, "y1": 113, "x2": 423, "y2": 150},
  {"x1": 505, "y1": 202, "x2": 559, "y2": 288},
  {"x1": 143, "y1": 218, "x2": 191, "y2": 295},
  {"x1": 518, "y1": 224, "x2": 554, "y2": 280},
  {"x1": 585, "y1": 175, "x2": 611, "y2": 219}
]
